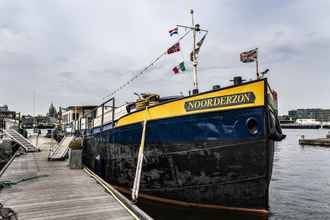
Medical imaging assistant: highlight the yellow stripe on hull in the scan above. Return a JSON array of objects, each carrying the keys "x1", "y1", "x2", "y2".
[{"x1": 116, "y1": 80, "x2": 265, "y2": 127}]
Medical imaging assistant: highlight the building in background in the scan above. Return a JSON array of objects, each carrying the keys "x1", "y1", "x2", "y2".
[
  {"x1": 0, "y1": 105, "x2": 17, "y2": 130},
  {"x1": 47, "y1": 103, "x2": 58, "y2": 118},
  {"x1": 0, "y1": 105, "x2": 8, "y2": 112},
  {"x1": 288, "y1": 109, "x2": 330, "y2": 122},
  {"x1": 21, "y1": 115, "x2": 34, "y2": 129},
  {"x1": 61, "y1": 105, "x2": 97, "y2": 133}
]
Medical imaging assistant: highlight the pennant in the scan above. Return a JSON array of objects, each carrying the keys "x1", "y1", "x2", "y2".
[
  {"x1": 190, "y1": 34, "x2": 207, "y2": 61},
  {"x1": 169, "y1": 27, "x2": 178, "y2": 36},
  {"x1": 172, "y1": 62, "x2": 186, "y2": 74},
  {"x1": 167, "y1": 42, "x2": 180, "y2": 54},
  {"x1": 240, "y1": 48, "x2": 258, "y2": 63}
]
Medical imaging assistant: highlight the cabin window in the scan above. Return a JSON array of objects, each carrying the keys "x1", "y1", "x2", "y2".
[{"x1": 71, "y1": 113, "x2": 80, "y2": 120}]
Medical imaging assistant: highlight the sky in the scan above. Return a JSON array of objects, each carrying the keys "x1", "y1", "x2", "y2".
[{"x1": 0, "y1": 0, "x2": 330, "y2": 115}]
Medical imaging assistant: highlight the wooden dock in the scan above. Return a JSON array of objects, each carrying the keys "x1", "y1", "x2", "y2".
[
  {"x1": 299, "y1": 138, "x2": 330, "y2": 146},
  {"x1": 0, "y1": 136, "x2": 151, "y2": 220},
  {"x1": 281, "y1": 124, "x2": 322, "y2": 129}
]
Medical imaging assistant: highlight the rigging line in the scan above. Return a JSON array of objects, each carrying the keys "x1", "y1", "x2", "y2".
[{"x1": 102, "y1": 30, "x2": 191, "y2": 100}]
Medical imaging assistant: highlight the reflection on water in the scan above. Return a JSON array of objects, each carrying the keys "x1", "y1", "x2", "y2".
[
  {"x1": 138, "y1": 199, "x2": 267, "y2": 220},
  {"x1": 138, "y1": 129, "x2": 330, "y2": 219},
  {"x1": 270, "y1": 129, "x2": 330, "y2": 220}
]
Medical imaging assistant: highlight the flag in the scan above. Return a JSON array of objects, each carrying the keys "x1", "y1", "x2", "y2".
[
  {"x1": 167, "y1": 42, "x2": 180, "y2": 54},
  {"x1": 240, "y1": 48, "x2": 258, "y2": 63},
  {"x1": 172, "y1": 62, "x2": 186, "y2": 74},
  {"x1": 169, "y1": 27, "x2": 178, "y2": 36},
  {"x1": 190, "y1": 34, "x2": 207, "y2": 61}
]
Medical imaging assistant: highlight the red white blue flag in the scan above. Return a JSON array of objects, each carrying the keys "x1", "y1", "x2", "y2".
[
  {"x1": 167, "y1": 42, "x2": 180, "y2": 54},
  {"x1": 169, "y1": 27, "x2": 178, "y2": 36},
  {"x1": 240, "y1": 48, "x2": 258, "y2": 63}
]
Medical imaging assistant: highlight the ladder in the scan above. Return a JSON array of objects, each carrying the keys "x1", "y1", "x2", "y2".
[
  {"x1": 3, "y1": 129, "x2": 38, "y2": 152},
  {"x1": 48, "y1": 136, "x2": 74, "y2": 160}
]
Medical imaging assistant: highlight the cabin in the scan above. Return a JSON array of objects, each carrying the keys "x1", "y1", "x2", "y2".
[{"x1": 61, "y1": 105, "x2": 97, "y2": 133}]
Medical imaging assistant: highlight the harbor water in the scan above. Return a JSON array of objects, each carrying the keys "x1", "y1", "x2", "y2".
[
  {"x1": 1, "y1": 129, "x2": 329, "y2": 219},
  {"x1": 139, "y1": 129, "x2": 330, "y2": 220},
  {"x1": 269, "y1": 129, "x2": 330, "y2": 220}
]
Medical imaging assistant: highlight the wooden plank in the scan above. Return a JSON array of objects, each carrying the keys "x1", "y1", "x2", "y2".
[
  {"x1": 299, "y1": 138, "x2": 330, "y2": 146},
  {"x1": 0, "y1": 137, "x2": 135, "y2": 220},
  {"x1": 48, "y1": 136, "x2": 74, "y2": 160}
]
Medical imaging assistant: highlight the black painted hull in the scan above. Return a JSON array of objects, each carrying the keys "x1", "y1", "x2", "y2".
[{"x1": 83, "y1": 107, "x2": 276, "y2": 213}]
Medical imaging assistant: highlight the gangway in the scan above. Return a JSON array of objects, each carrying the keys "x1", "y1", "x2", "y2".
[
  {"x1": 48, "y1": 136, "x2": 74, "y2": 160},
  {"x1": 3, "y1": 129, "x2": 38, "y2": 152}
]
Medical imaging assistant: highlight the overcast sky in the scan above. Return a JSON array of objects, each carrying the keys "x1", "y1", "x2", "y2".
[{"x1": 1, "y1": 0, "x2": 330, "y2": 115}]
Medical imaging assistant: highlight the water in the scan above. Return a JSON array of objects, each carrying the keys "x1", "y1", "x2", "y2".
[
  {"x1": 2, "y1": 129, "x2": 329, "y2": 219},
  {"x1": 139, "y1": 129, "x2": 330, "y2": 220},
  {"x1": 269, "y1": 129, "x2": 330, "y2": 220}
]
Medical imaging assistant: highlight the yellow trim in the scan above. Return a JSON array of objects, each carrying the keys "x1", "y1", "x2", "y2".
[{"x1": 117, "y1": 80, "x2": 265, "y2": 127}]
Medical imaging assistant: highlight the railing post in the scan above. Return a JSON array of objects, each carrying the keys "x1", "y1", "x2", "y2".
[
  {"x1": 112, "y1": 98, "x2": 115, "y2": 128},
  {"x1": 101, "y1": 104, "x2": 104, "y2": 132}
]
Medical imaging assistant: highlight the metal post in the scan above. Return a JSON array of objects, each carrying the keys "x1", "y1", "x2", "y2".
[
  {"x1": 112, "y1": 98, "x2": 115, "y2": 128},
  {"x1": 101, "y1": 104, "x2": 104, "y2": 132},
  {"x1": 33, "y1": 91, "x2": 36, "y2": 132},
  {"x1": 74, "y1": 106, "x2": 77, "y2": 134},
  {"x1": 256, "y1": 48, "x2": 260, "y2": 78},
  {"x1": 35, "y1": 132, "x2": 37, "y2": 147},
  {"x1": 191, "y1": 9, "x2": 198, "y2": 91},
  {"x1": 17, "y1": 112, "x2": 21, "y2": 129}
]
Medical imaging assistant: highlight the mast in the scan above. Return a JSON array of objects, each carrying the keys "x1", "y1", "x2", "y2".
[
  {"x1": 101, "y1": 10, "x2": 207, "y2": 101},
  {"x1": 177, "y1": 10, "x2": 207, "y2": 94},
  {"x1": 191, "y1": 9, "x2": 198, "y2": 92}
]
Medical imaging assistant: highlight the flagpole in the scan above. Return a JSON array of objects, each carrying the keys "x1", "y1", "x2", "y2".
[
  {"x1": 191, "y1": 9, "x2": 198, "y2": 92},
  {"x1": 256, "y1": 48, "x2": 259, "y2": 78}
]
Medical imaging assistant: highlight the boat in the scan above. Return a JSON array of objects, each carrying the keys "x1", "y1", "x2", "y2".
[
  {"x1": 79, "y1": 11, "x2": 285, "y2": 216},
  {"x1": 281, "y1": 118, "x2": 321, "y2": 129},
  {"x1": 322, "y1": 122, "x2": 330, "y2": 129}
]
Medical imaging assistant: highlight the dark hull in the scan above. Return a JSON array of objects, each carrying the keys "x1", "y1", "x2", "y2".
[{"x1": 83, "y1": 107, "x2": 276, "y2": 213}]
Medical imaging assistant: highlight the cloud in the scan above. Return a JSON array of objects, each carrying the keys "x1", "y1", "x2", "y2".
[{"x1": 0, "y1": 0, "x2": 330, "y2": 115}]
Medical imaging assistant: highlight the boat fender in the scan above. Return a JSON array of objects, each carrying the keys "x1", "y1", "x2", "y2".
[{"x1": 270, "y1": 116, "x2": 286, "y2": 141}]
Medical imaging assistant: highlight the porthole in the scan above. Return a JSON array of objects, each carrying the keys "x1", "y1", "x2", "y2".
[{"x1": 246, "y1": 117, "x2": 258, "y2": 135}]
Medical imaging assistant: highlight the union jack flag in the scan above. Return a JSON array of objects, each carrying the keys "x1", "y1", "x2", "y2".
[{"x1": 240, "y1": 48, "x2": 258, "y2": 63}]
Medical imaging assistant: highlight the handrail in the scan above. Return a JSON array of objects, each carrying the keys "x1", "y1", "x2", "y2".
[
  {"x1": 72, "y1": 96, "x2": 116, "y2": 132},
  {"x1": 100, "y1": 97, "x2": 115, "y2": 132}
]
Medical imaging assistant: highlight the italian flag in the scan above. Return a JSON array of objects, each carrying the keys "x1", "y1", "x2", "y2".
[{"x1": 172, "y1": 62, "x2": 186, "y2": 74}]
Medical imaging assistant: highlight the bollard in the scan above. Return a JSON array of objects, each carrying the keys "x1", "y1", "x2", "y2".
[
  {"x1": 68, "y1": 139, "x2": 82, "y2": 169},
  {"x1": 69, "y1": 148, "x2": 82, "y2": 169}
]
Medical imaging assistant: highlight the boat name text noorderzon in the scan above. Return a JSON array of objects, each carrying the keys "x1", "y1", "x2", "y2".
[{"x1": 184, "y1": 92, "x2": 256, "y2": 112}]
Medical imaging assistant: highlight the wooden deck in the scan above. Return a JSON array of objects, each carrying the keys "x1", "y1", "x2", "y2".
[
  {"x1": 0, "y1": 136, "x2": 146, "y2": 220},
  {"x1": 299, "y1": 138, "x2": 330, "y2": 146}
]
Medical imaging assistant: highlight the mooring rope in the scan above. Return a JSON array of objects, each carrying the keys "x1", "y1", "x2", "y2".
[{"x1": 0, "y1": 174, "x2": 49, "y2": 190}]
